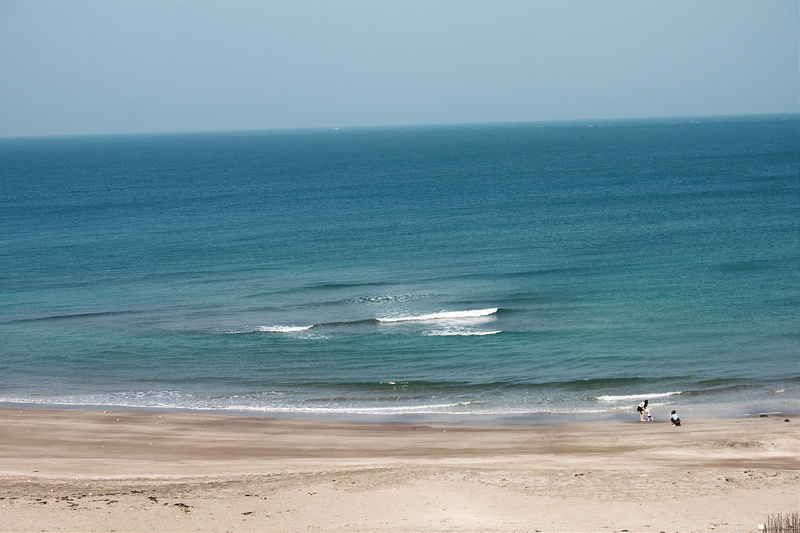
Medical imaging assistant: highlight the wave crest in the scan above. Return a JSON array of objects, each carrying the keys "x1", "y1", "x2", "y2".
[
  {"x1": 423, "y1": 329, "x2": 502, "y2": 336},
  {"x1": 377, "y1": 308, "x2": 498, "y2": 323},
  {"x1": 255, "y1": 325, "x2": 314, "y2": 333},
  {"x1": 224, "y1": 325, "x2": 314, "y2": 334},
  {"x1": 595, "y1": 391, "x2": 682, "y2": 402}
]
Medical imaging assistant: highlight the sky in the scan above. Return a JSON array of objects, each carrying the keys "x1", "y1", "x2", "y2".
[{"x1": 0, "y1": 0, "x2": 798, "y2": 137}]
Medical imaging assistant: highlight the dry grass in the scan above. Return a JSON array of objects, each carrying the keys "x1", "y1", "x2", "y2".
[{"x1": 766, "y1": 513, "x2": 800, "y2": 533}]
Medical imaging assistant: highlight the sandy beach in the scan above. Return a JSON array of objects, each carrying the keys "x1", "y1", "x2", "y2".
[{"x1": 0, "y1": 408, "x2": 797, "y2": 532}]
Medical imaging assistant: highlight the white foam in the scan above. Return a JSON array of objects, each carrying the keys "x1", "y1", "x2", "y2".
[
  {"x1": 596, "y1": 391, "x2": 682, "y2": 402},
  {"x1": 424, "y1": 329, "x2": 502, "y2": 336},
  {"x1": 377, "y1": 308, "x2": 498, "y2": 323},
  {"x1": 255, "y1": 325, "x2": 313, "y2": 333},
  {"x1": 239, "y1": 403, "x2": 465, "y2": 414},
  {"x1": 245, "y1": 404, "x2": 614, "y2": 415}
]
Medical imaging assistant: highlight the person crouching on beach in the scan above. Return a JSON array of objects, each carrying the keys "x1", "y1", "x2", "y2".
[
  {"x1": 670, "y1": 410, "x2": 681, "y2": 426},
  {"x1": 637, "y1": 399, "x2": 648, "y2": 422}
]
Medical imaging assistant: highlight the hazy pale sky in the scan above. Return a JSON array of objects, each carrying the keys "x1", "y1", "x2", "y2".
[{"x1": 1, "y1": 0, "x2": 798, "y2": 137}]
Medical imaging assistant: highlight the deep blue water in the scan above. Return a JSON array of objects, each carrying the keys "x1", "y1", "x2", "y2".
[{"x1": 1, "y1": 116, "x2": 798, "y2": 420}]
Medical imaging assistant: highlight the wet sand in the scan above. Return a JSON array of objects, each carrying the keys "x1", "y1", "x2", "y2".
[{"x1": 0, "y1": 408, "x2": 797, "y2": 532}]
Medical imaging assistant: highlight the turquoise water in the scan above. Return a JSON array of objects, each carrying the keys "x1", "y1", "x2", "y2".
[{"x1": 1, "y1": 116, "x2": 798, "y2": 420}]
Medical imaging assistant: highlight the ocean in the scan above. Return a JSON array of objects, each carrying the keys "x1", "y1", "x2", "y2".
[{"x1": 1, "y1": 115, "x2": 798, "y2": 422}]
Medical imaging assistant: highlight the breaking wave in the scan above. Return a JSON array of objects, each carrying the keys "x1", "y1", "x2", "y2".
[
  {"x1": 377, "y1": 308, "x2": 499, "y2": 323},
  {"x1": 254, "y1": 325, "x2": 314, "y2": 333},
  {"x1": 423, "y1": 329, "x2": 502, "y2": 336},
  {"x1": 595, "y1": 391, "x2": 682, "y2": 402}
]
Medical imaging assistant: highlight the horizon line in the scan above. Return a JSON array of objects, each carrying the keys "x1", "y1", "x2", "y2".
[{"x1": 1, "y1": 111, "x2": 797, "y2": 140}]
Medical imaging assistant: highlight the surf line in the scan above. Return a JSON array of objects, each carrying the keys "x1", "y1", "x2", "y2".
[
  {"x1": 235, "y1": 308, "x2": 500, "y2": 333},
  {"x1": 253, "y1": 325, "x2": 314, "y2": 333},
  {"x1": 377, "y1": 308, "x2": 499, "y2": 323}
]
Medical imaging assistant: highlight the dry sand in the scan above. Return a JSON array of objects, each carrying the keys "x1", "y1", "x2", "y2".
[{"x1": 0, "y1": 408, "x2": 797, "y2": 532}]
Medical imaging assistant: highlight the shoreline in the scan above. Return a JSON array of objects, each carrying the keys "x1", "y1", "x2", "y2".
[
  {"x1": 1, "y1": 395, "x2": 797, "y2": 426},
  {"x1": 1, "y1": 407, "x2": 797, "y2": 532}
]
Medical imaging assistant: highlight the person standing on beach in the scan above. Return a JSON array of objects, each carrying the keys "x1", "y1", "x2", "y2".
[{"x1": 637, "y1": 399, "x2": 648, "y2": 422}]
